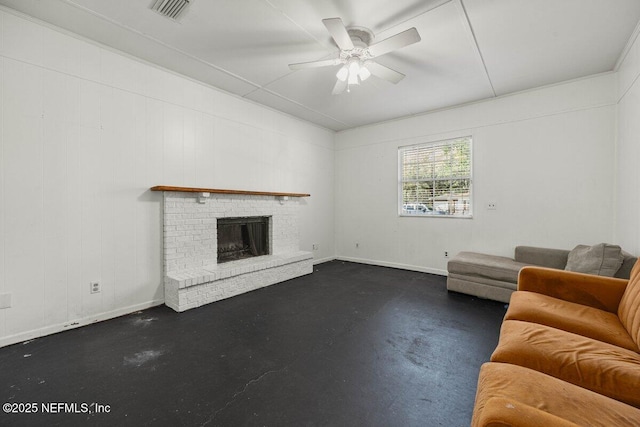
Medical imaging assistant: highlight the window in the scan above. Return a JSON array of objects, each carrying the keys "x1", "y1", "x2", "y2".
[{"x1": 399, "y1": 136, "x2": 472, "y2": 217}]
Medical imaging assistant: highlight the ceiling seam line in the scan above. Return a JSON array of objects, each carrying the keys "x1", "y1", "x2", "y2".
[
  {"x1": 0, "y1": 6, "x2": 342, "y2": 131},
  {"x1": 457, "y1": 0, "x2": 497, "y2": 97},
  {"x1": 374, "y1": 0, "x2": 454, "y2": 36},
  {"x1": 262, "y1": 0, "x2": 335, "y2": 52},
  {"x1": 614, "y1": 17, "x2": 640, "y2": 71},
  {"x1": 336, "y1": 101, "x2": 615, "y2": 149},
  {"x1": 242, "y1": 86, "x2": 349, "y2": 127},
  {"x1": 55, "y1": 0, "x2": 262, "y2": 90},
  {"x1": 260, "y1": 0, "x2": 341, "y2": 80}
]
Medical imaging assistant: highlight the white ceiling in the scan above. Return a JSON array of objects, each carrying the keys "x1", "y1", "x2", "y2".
[{"x1": 1, "y1": 0, "x2": 639, "y2": 131}]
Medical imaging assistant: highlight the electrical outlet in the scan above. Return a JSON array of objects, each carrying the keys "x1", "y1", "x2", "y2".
[
  {"x1": 90, "y1": 282, "x2": 101, "y2": 294},
  {"x1": 312, "y1": 244, "x2": 319, "y2": 250},
  {"x1": 355, "y1": 242, "x2": 359, "y2": 248},
  {"x1": 0, "y1": 293, "x2": 11, "y2": 309},
  {"x1": 444, "y1": 251, "x2": 449, "y2": 258},
  {"x1": 487, "y1": 202, "x2": 497, "y2": 210}
]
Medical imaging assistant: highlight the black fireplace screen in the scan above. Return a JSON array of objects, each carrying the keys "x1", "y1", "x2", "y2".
[{"x1": 217, "y1": 216, "x2": 269, "y2": 263}]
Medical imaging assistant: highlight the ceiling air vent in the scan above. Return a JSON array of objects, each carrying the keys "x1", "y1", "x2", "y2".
[{"x1": 151, "y1": 0, "x2": 192, "y2": 21}]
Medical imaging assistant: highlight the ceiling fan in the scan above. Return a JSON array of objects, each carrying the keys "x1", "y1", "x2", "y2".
[{"x1": 289, "y1": 18, "x2": 421, "y2": 94}]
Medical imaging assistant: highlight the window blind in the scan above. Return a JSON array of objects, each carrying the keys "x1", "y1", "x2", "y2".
[{"x1": 399, "y1": 136, "x2": 472, "y2": 217}]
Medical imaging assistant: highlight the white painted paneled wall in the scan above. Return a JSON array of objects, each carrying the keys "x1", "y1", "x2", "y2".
[
  {"x1": 0, "y1": 6, "x2": 635, "y2": 348},
  {"x1": 615, "y1": 28, "x2": 640, "y2": 255},
  {"x1": 335, "y1": 74, "x2": 619, "y2": 275},
  {"x1": 0, "y1": 10, "x2": 335, "y2": 346}
]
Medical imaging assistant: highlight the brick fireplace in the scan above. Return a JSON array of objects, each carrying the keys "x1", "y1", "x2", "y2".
[{"x1": 152, "y1": 186, "x2": 313, "y2": 312}]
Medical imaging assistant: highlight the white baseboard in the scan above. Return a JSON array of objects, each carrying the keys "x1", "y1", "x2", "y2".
[
  {"x1": 0, "y1": 299, "x2": 165, "y2": 349},
  {"x1": 336, "y1": 256, "x2": 448, "y2": 276},
  {"x1": 312, "y1": 256, "x2": 337, "y2": 265},
  {"x1": 0, "y1": 257, "x2": 445, "y2": 348}
]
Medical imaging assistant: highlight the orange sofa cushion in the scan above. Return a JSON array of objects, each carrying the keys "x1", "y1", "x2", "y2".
[
  {"x1": 517, "y1": 266, "x2": 628, "y2": 312},
  {"x1": 619, "y1": 259, "x2": 640, "y2": 348},
  {"x1": 472, "y1": 363, "x2": 640, "y2": 427},
  {"x1": 505, "y1": 291, "x2": 639, "y2": 352},
  {"x1": 490, "y1": 320, "x2": 640, "y2": 408}
]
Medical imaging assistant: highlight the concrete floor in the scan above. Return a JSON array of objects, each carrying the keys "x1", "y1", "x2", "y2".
[{"x1": 0, "y1": 261, "x2": 506, "y2": 426}]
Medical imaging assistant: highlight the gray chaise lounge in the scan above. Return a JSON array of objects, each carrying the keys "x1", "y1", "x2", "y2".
[{"x1": 447, "y1": 245, "x2": 637, "y2": 303}]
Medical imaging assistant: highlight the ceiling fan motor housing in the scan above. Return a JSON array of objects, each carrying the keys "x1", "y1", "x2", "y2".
[
  {"x1": 339, "y1": 27, "x2": 375, "y2": 63},
  {"x1": 347, "y1": 27, "x2": 375, "y2": 47}
]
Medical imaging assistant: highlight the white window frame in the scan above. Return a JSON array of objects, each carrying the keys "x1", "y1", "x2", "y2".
[{"x1": 398, "y1": 136, "x2": 473, "y2": 218}]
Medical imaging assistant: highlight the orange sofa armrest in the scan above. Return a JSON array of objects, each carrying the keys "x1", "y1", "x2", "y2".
[
  {"x1": 473, "y1": 397, "x2": 579, "y2": 427},
  {"x1": 517, "y1": 267, "x2": 628, "y2": 313}
]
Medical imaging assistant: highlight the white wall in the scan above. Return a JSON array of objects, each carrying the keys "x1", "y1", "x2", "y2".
[
  {"x1": 0, "y1": 10, "x2": 335, "y2": 347},
  {"x1": 615, "y1": 27, "x2": 640, "y2": 255},
  {"x1": 335, "y1": 74, "x2": 618, "y2": 274},
  {"x1": 0, "y1": 6, "x2": 634, "y2": 348}
]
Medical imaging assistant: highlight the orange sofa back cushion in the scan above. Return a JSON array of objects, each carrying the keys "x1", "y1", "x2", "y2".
[{"x1": 618, "y1": 259, "x2": 640, "y2": 349}]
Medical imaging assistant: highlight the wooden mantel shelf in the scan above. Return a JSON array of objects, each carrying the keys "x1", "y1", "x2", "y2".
[{"x1": 151, "y1": 186, "x2": 310, "y2": 198}]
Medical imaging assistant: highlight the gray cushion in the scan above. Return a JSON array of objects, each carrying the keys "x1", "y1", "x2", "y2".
[
  {"x1": 564, "y1": 243, "x2": 624, "y2": 277},
  {"x1": 615, "y1": 251, "x2": 638, "y2": 279},
  {"x1": 448, "y1": 252, "x2": 528, "y2": 283},
  {"x1": 514, "y1": 246, "x2": 569, "y2": 269}
]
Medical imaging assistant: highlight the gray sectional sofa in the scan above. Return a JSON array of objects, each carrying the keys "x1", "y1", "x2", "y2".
[{"x1": 447, "y1": 245, "x2": 637, "y2": 303}]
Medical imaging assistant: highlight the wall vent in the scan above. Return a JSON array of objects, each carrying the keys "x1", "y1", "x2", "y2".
[{"x1": 151, "y1": 0, "x2": 192, "y2": 21}]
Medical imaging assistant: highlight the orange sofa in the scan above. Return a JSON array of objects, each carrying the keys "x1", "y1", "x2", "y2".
[{"x1": 471, "y1": 260, "x2": 640, "y2": 426}]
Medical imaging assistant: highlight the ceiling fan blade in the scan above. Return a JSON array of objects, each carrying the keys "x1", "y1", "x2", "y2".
[
  {"x1": 289, "y1": 58, "x2": 342, "y2": 70},
  {"x1": 332, "y1": 79, "x2": 348, "y2": 95},
  {"x1": 366, "y1": 62, "x2": 405, "y2": 84},
  {"x1": 322, "y1": 17, "x2": 354, "y2": 51},
  {"x1": 367, "y1": 27, "x2": 421, "y2": 57}
]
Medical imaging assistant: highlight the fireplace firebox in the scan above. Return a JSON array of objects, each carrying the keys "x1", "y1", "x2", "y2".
[{"x1": 217, "y1": 216, "x2": 270, "y2": 263}]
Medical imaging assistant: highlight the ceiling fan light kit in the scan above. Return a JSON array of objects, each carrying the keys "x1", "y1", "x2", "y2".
[
  {"x1": 336, "y1": 66, "x2": 349, "y2": 81},
  {"x1": 289, "y1": 18, "x2": 421, "y2": 95},
  {"x1": 358, "y1": 64, "x2": 371, "y2": 81},
  {"x1": 337, "y1": 58, "x2": 371, "y2": 91}
]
